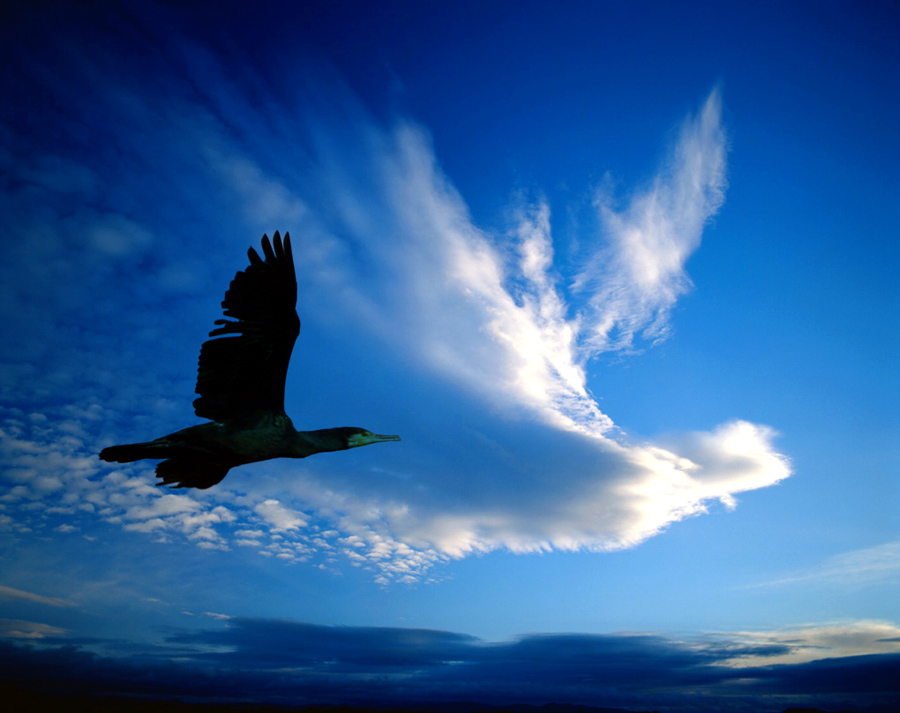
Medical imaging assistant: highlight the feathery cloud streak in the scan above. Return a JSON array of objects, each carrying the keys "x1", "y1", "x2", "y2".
[
  {"x1": 750, "y1": 539, "x2": 900, "y2": 589},
  {"x1": 578, "y1": 92, "x2": 728, "y2": 351},
  {"x1": 297, "y1": 92, "x2": 726, "y2": 436},
  {"x1": 0, "y1": 585, "x2": 76, "y2": 608}
]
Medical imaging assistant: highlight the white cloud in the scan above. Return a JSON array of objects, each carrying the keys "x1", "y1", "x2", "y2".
[
  {"x1": 576, "y1": 89, "x2": 727, "y2": 352},
  {"x1": 819, "y1": 540, "x2": 900, "y2": 582},
  {"x1": 224, "y1": 85, "x2": 783, "y2": 577},
  {"x1": 281, "y1": 91, "x2": 728, "y2": 443},
  {"x1": 715, "y1": 620, "x2": 900, "y2": 667},
  {"x1": 272, "y1": 420, "x2": 788, "y2": 564},
  {"x1": 122, "y1": 493, "x2": 199, "y2": 521},
  {"x1": 752, "y1": 539, "x2": 900, "y2": 589},
  {"x1": 0, "y1": 618, "x2": 67, "y2": 639},
  {"x1": 0, "y1": 584, "x2": 76, "y2": 608},
  {"x1": 253, "y1": 499, "x2": 307, "y2": 532}
]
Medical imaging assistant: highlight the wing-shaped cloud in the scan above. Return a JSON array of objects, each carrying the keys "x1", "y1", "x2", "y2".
[
  {"x1": 220, "y1": 85, "x2": 788, "y2": 574},
  {"x1": 298, "y1": 92, "x2": 726, "y2": 436}
]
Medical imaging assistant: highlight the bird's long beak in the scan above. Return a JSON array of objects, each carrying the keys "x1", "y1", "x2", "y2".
[{"x1": 348, "y1": 432, "x2": 402, "y2": 448}]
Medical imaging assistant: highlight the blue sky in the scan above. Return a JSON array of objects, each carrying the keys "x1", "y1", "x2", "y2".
[{"x1": 1, "y1": 0, "x2": 898, "y2": 710}]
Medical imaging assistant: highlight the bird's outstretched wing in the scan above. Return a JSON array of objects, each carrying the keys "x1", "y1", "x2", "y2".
[{"x1": 193, "y1": 232, "x2": 300, "y2": 421}]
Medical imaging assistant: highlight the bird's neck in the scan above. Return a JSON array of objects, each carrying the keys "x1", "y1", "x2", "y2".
[{"x1": 289, "y1": 428, "x2": 350, "y2": 459}]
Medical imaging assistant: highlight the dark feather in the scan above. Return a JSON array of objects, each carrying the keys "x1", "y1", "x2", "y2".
[
  {"x1": 193, "y1": 231, "x2": 300, "y2": 420},
  {"x1": 155, "y1": 459, "x2": 230, "y2": 489},
  {"x1": 99, "y1": 443, "x2": 151, "y2": 463}
]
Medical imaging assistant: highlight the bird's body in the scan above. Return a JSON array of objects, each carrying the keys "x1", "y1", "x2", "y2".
[{"x1": 100, "y1": 232, "x2": 399, "y2": 488}]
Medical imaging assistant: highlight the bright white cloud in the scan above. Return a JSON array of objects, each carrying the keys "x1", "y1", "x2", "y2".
[
  {"x1": 233, "y1": 85, "x2": 785, "y2": 577},
  {"x1": 272, "y1": 419, "x2": 788, "y2": 564},
  {"x1": 285, "y1": 91, "x2": 727, "y2": 443},
  {"x1": 254, "y1": 499, "x2": 308, "y2": 532},
  {"x1": 122, "y1": 493, "x2": 199, "y2": 521}
]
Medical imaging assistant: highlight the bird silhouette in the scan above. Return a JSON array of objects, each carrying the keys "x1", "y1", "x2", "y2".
[{"x1": 99, "y1": 232, "x2": 399, "y2": 488}]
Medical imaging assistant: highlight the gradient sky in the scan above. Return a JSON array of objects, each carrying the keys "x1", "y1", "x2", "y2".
[{"x1": 1, "y1": 1, "x2": 898, "y2": 711}]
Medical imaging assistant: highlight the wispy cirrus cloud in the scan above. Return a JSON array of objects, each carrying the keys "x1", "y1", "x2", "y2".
[
  {"x1": 750, "y1": 539, "x2": 900, "y2": 589},
  {"x1": 294, "y1": 93, "x2": 725, "y2": 434},
  {"x1": 0, "y1": 619, "x2": 67, "y2": 640},
  {"x1": 576, "y1": 89, "x2": 728, "y2": 352},
  {"x1": 0, "y1": 585, "x2": 76, "y2": 608}
]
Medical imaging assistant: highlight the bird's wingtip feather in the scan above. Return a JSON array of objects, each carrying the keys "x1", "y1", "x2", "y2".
[{"x1": 261, "y1": 234, "x2": 276, "y2": 262}]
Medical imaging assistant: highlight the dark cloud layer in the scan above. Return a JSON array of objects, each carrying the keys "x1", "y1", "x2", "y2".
[{"x1": 2, "y1": 619, "x2": 898, "y2": 712}]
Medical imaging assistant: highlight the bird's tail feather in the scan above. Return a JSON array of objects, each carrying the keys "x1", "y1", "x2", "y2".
[
  {"x1": 156, "y1": 460, "x2": 230, "y2": 490},
  {"x1": 99, "y1": 441, "x2": 165, "y2": 463},
  {"x1": 100, "y1": 438, "x2": 230, "y2": 489}
]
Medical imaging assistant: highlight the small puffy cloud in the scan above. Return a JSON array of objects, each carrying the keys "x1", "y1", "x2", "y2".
[
  {"x1": 253, "y1": 499, "x2": 307, "y2": 532},
  {"x1": 121, "y1": 493, "x2": 199, "y2": 522}
]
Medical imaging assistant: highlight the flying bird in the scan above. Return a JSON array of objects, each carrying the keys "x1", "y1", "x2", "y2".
[{"x1": 99, "y1": 232, "x2": 400, "y2": 488}]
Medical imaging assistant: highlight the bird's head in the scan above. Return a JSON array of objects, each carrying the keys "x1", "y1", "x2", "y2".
[{"x1": 343, "y1": 428, "x2": 402, "y2": 449}]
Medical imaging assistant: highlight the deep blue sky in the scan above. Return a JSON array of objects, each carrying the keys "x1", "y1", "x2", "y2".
[{"x1": 1, "y1": 1, "x2": 898, "y2": 710}]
